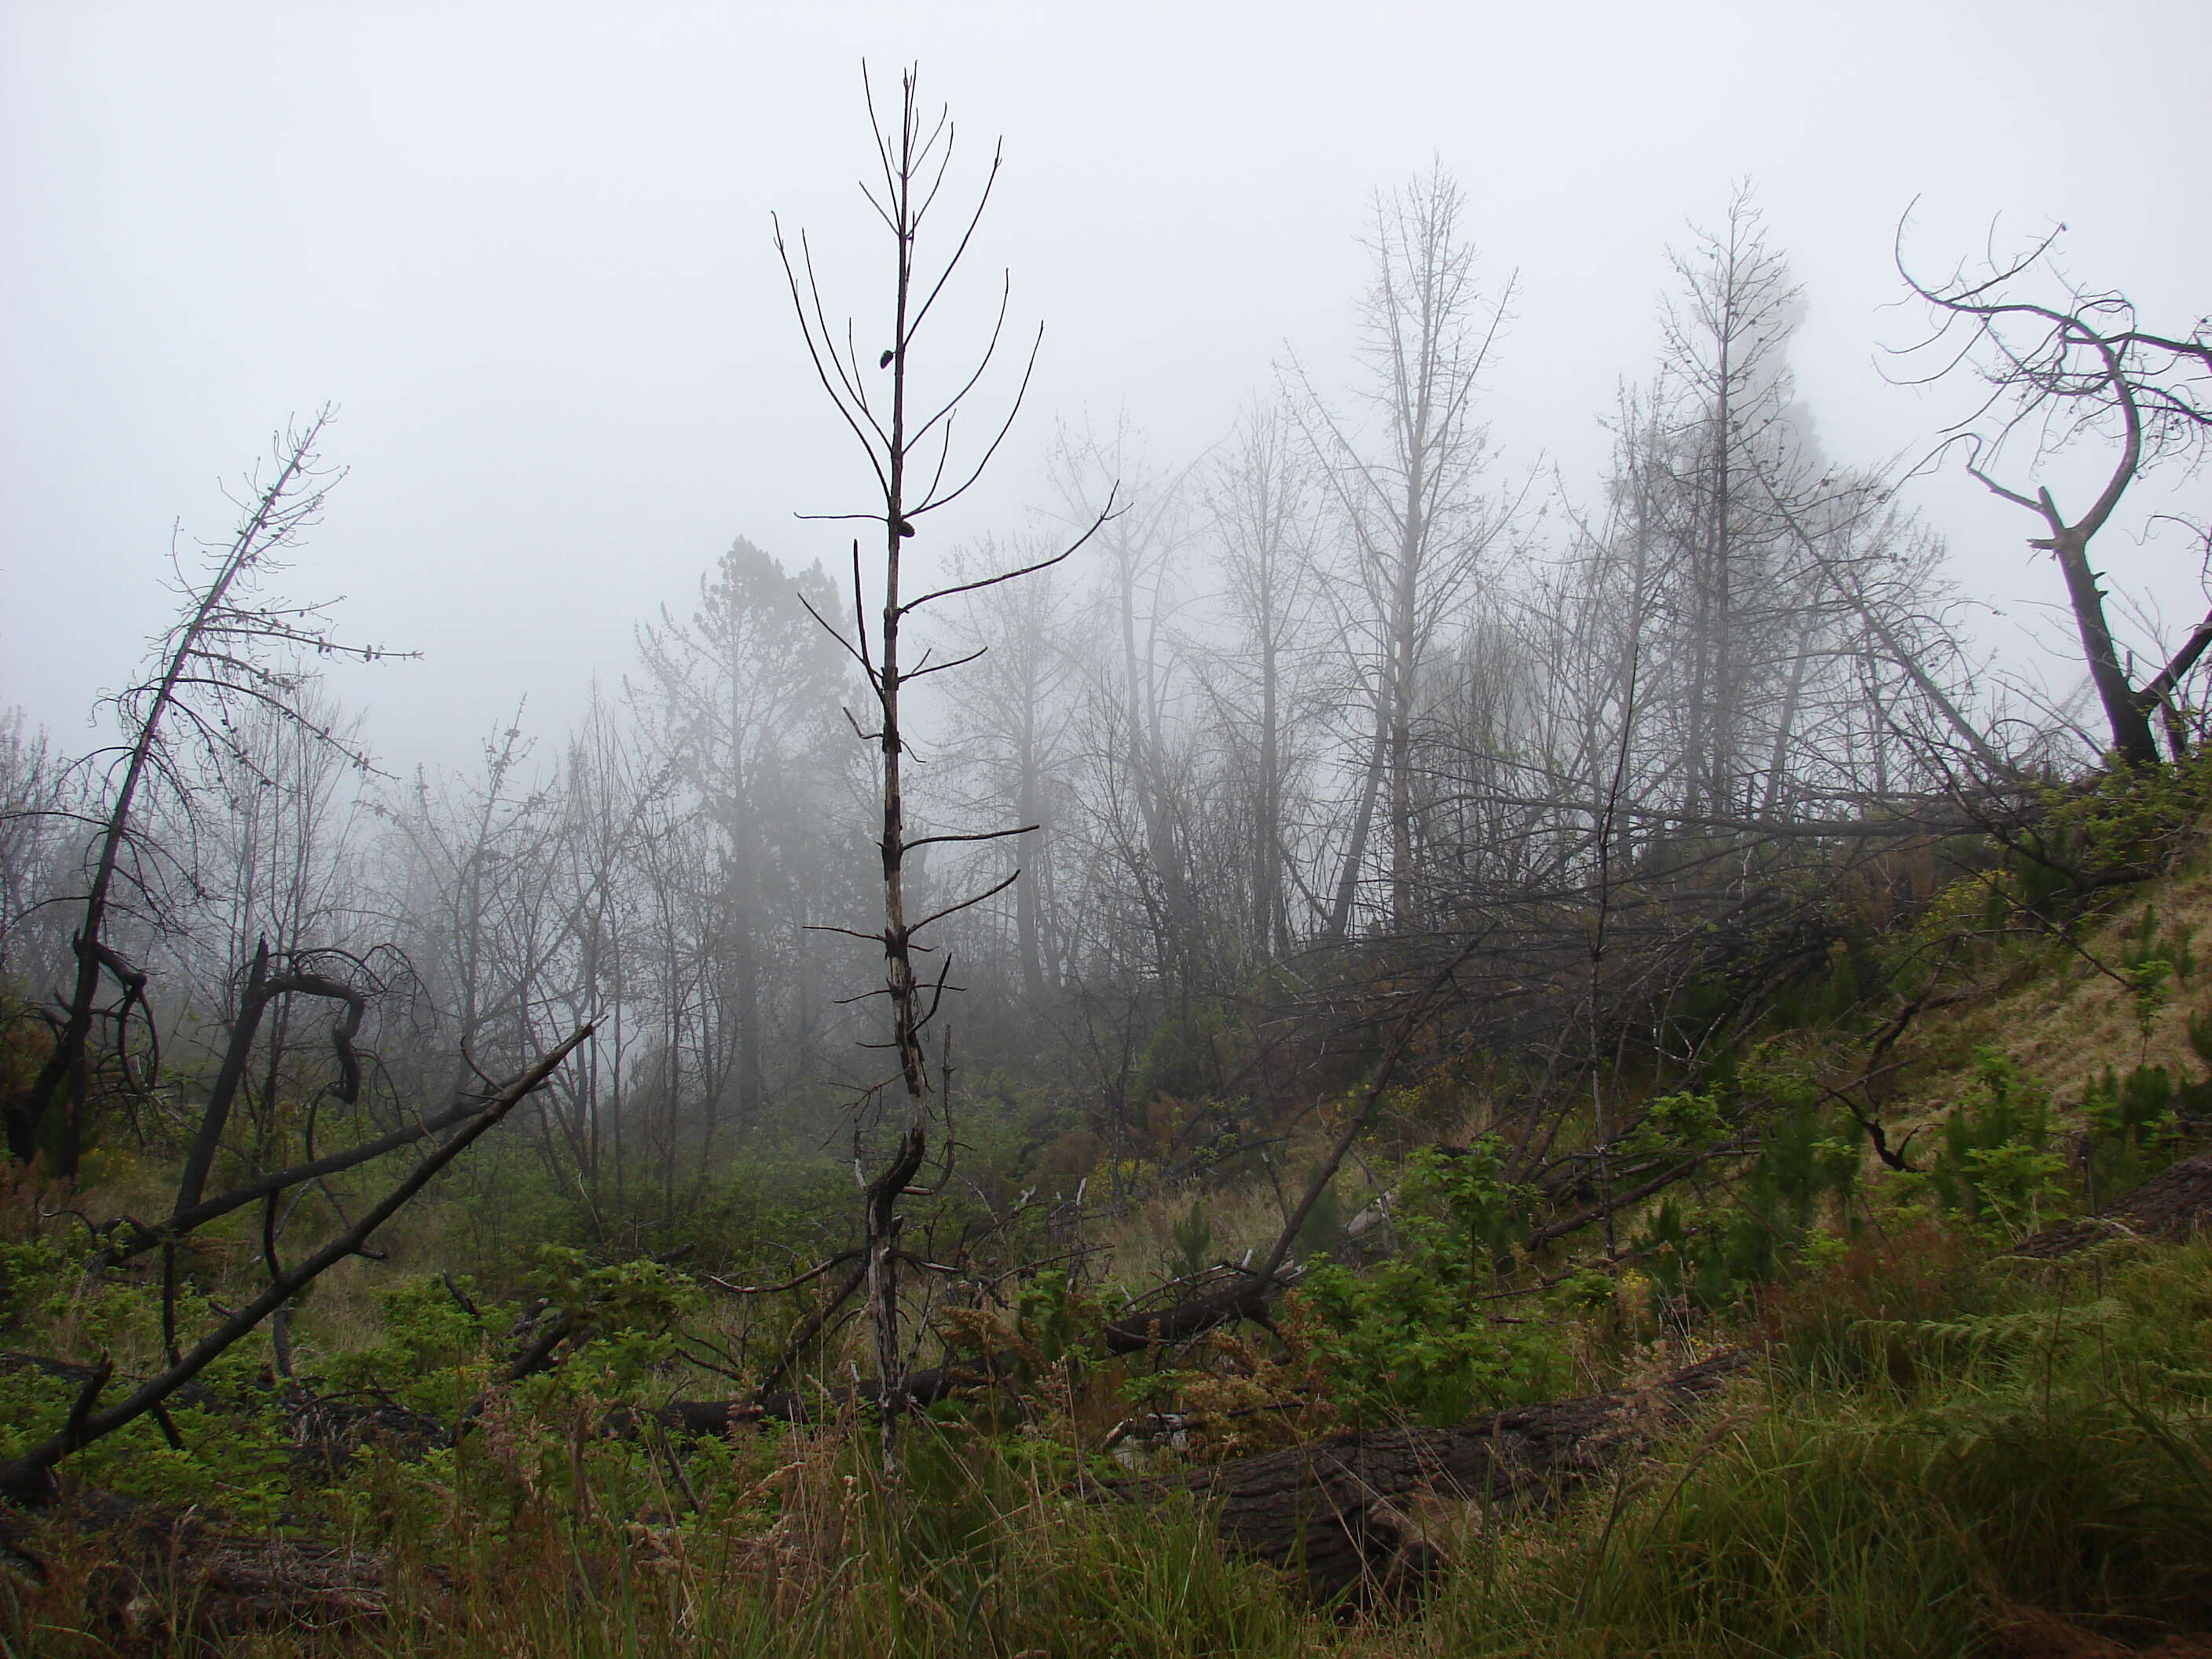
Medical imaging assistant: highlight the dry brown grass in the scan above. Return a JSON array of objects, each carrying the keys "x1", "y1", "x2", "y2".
[{"x1": 1885, "y1": 858, "x2": 2212, "y2": 1129}]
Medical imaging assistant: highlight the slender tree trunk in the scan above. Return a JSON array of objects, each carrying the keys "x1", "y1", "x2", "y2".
[
  {"x1": 1015, "y1": 712, "x2": 1046, "y2": 1001},
  {"x1": 10, "y1": 436, "x2": 321, "y2": 1175},
  {"x1": 1115, "y1": 539, "x2": 1196, "y2": 994},
  {"x1": 1255, "y1": 600, "x2": 1286, "y2": 958},
  {"x1": 1386, "y1": 510, "x2": 1423, "y2": 935},
  {"x1": 775, "y1": 71, "x2": 1076, "y2": 1472},
  {"x1": 1326, "y1": 709, "x2": 1386, "y2": 941},
  {"x1": 734, "y1": 904, "x2": 764, "y2": 1121},
  {"x1": 2048, "y1": 524, "x2": 2159, "y2": 766},
  {"x1": 1706, "y1": 291, "x2": 1735, "y2": 817},
  {"x1": 1757, "y1": 610, "x2": 1818, "y2": 819},
  {"x1": 861, "y1": 104, "x2": 935, "y2": 1470}
]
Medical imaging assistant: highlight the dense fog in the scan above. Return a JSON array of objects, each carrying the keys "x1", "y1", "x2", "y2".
[{"x1": 2, "y1": 2, "x2": 2208, "y2": 1225}]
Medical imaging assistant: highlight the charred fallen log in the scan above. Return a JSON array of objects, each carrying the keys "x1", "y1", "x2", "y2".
[
  {"x1": 1104, "y1": 1350, "x2": 1748, "y2": 1603},
  {"x1": 0, "y1": 1487, "x2": 391, "y2": 1639},
  {"x1": 284, "y1": 1386, "x2": 447, "y2": 1472},
  {"x1": 2011, "y1": 1152, "x2": 2212, "y2": 1259},
  {"x1": 1103, "y1": 1269, "x2": 1286, "y2": 1354},
  {"x1": 607, "y1": 1359, "x2": 998, "y2": 1438}
]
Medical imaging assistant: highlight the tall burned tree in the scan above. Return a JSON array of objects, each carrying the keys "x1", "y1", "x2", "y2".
[
  {"x1": 199, "y1": 686, "x2": 372, "y2": 989},
  {"x1": 1901, "y1": 227, "x2": 2212, "y2": 766},
  {"x1": 0, "y1": 717, "x2": 74, "y2": 1002},
  {"x1": 1204, "y1": 401, "x2": 1323, "y2": 961},
  {"x1": 775, "y1": 67, "x2": 1107, "y2": 1463},
  {"x1": 1293, "y1": 167, "x2": 1509, "y2": 938},
  {"x1": 1654, "y1": 185, "x2": 1810, "y2": 821},
  {"x1": 637, "y1": 540, "x2": 855, "y2": 1126},
  {"x1": 5, "y1": 413, "x2": 401, "y2": 1177},
  {"x1": 938, "y1": 536, "x2": 1082, "y2": 1005},
  {"x1": 1051, "y1": 427, "x2": 1205, "y2": 1000}
]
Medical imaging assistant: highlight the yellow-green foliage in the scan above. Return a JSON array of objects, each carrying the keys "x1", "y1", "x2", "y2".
[{"x1": 1295, "y1": 1141, "x2": 1569, "y2": 1425}]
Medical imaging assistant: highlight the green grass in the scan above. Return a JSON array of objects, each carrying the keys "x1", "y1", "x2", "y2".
[
  {"x1": 14, "y1": 1097, "x2": 2212, "y2": 1659},
  {"x1": 1424, "y1": 1237, "x2": 2212, "y2": 1657},
  {"x1": 19, "y1": 1238, "x2": 2212, "y2": 1657}
]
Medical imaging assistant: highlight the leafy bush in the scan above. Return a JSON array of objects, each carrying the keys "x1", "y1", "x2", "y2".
[
  {"x1": 324, "y1": 1272, "x2": 504, "y2": 1419},
  {"x1": 1292, "y1": 1141, "x2": 1564, "y2": 1423},
  {"x1": 1917, "y1": 1048, "x2": 2070, "y2": 1240},
  {"x1": 1635, "y1": 1104, "x2": 1857, "y2": 1311},
  {"x1": 1621, "y1": 1086, "x2": 1729, "y2": 1160}
]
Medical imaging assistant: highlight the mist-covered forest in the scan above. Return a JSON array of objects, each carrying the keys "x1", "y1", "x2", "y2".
[{"x1": 7, "y1": 35, "x2": 2212, "y2": 1659}]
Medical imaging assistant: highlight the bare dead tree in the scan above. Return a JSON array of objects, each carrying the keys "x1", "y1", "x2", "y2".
[
  {"x1": 1898, "y1": 223, "x2": 2212, "y2": 766},
  {"x1": 936, "y1": 535, "x2": 1084, "y2": 1003},
  {"x1": 1051, "y1": 427, "x2": 1208, "y2": 999},
  {"x1": 774, "y1": 64, "x2": 1109, "y2": 1467},
  {"x1": 1656, "y1": 184, "x2": 1807, "y2": 820},
  {"x1": 1290, "y1": 166, "x2": 1511, "y2": 938},
  {"x1": 5, "y1": 412, "x2": 405, "y2": 1177},
  {"x1": 635, "y1": 542, "x2": 856, "y2": 1142},
  {"x1": 1203, "y1": 399, "x2": 1325, "y2": 961},
  {"x1": 0, "y1": 716, "x2": 75, "y2": 1002}
]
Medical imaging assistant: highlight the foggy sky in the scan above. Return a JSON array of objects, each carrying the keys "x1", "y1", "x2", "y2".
[{"x1": 4, "y1": 0, "x2": 2208, "y2": 772}]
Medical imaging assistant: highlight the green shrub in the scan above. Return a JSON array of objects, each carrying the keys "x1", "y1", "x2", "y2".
[
  {"x1": 324, "y1": 1272, "x2": 504, "y2": 1419},
  {"x1": 1294, "y1": 1141, "x2": 1564, "y2": 1424},
  {"x1": 1635, "y1": 1104, "x2": 1857, "y2": 1311},
  {"x1": 1168, "y1": 1196, "x2": 1213, "y2": 1280},
  {"x1": 0, "y1": 1342, "x2": 295, "y2": 1522},
  {"x1": 2080, "y1": 1061, "x2": 2197, "y2": 1200},
  {"x1": 1015, "y1": 1265, "x2": 1093, "y2": 1372},
  {"x1": 1917, "y1": 1049, "x2": 2070, "y2": 1240}
]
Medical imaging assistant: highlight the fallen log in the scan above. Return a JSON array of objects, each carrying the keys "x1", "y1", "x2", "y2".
[
  {"x1": 284, "y1": 1386, "x2": 448, "y2": 1472},
  {"x1": 2011, "y1": 1152, "x2": 2212, "y2": 1259},
  {"x1": 0, "y1": 1488, "x2": 390, "y2": 1639},
  {"x1": 1103, "y1": 1271, "x2": 1284, "y2": 1354},
  {"x1": 606, "y1": 1360, "x2": 998, "y2": 1438},
  {"x1": 1104, "y1": 1349, "x2": 1748, "y2": 1603}
]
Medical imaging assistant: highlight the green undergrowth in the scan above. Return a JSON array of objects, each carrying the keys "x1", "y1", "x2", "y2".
[
  {"x1": 19, "y1": 1422, "x2": 1318, "y2": 1659},
  {"x1": 13, "y1": 1234, "x2": 2212, "y2": 1657},
  {"x1": 1426, "y1": 1236, "x2": 2212, "y2": 1657},
  {"x1": 19, "y1": 777, "x2": 2212, "y2": 1654}
]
